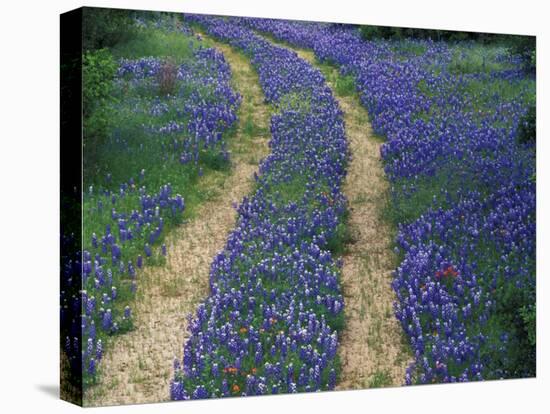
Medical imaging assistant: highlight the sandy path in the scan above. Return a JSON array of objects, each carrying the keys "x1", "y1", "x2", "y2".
[
  {"x1": 269, "y1": 42, "x2": 411, "y2": 389},
  {"x1": 84, "y1": 37, "x2": 270, "y2": 407}
]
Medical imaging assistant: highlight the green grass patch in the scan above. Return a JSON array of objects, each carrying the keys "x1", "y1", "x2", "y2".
[
  {"x1": 334, "y1": 74, "x2": 356, "y2": 96},
  {"x1": 326, "y1": 210, "x2": 352, "y2": 256},
  {"x1": 111, "y1": 27, "x2": 201, "y2": 60},
  {"x1": 369, "y1": 369, "x2": 393, "y2": 388},
  {"x1": 391, "y1": 40, "x2": 427, "y2": 57},
  {"x1": 274, "y1": 91, "x2": 312, "y2": 114},
  {"x1": 447, "y1": 45, "x2": 511, "y2": 75}
]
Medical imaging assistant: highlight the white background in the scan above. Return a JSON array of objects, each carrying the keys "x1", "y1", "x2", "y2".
[{"x1": 0, "y1": 0, "x2": 548, "y2": 412}]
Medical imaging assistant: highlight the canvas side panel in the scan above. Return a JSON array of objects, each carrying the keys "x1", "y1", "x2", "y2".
[{"x1": 60, "y1": 7, "x2": 83, "y2": 407}]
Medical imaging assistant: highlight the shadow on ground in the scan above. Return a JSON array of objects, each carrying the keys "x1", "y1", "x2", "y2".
[{"x1": 35, "y1": 384, "x2": 59, "y2": 399}]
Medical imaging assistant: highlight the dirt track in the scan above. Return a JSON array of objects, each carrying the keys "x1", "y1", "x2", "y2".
[
  {"x1": 84, "y1": 35, "x2": 271, "y2": 407},
  {"x1": 273, "y1": 41, "x2": 411, "y2": 390}
]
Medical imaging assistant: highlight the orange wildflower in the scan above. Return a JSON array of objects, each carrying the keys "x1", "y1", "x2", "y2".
[
  {"x1": 224, "y1": 366, "x2": 238, "y2": 375},
  {"x1": 436, "y1": 266, "x2": 458, "y2": 279}
]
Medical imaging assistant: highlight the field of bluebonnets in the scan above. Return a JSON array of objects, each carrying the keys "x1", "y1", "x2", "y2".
[{"x1": 60, "y1": 9, "x2": 536, "y2": 405}]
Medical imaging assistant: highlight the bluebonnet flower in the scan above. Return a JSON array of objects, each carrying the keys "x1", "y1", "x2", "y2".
[
  {"x1": 102, "y1": 309, "x2": 112, "y2": 331},
  {"x1": 96, "y1": 339, "x2": 103, "y2": 361},
  {"x1": 87, "y1": 358, "x2": 96, "y2": 376},
  {"x1": 172, "y1": 14, "x2": 346, "y2": 399}
]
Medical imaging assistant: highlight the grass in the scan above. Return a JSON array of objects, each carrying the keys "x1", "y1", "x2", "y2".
[
  {"x1": 369, "y1": 370, "x2": 393, "y2": 388},
  {"x1": 420, "y1": 44, "x2": 535, "y2": 121},
  {"x1": 447, "y1": 44, "x2": 511, "y2": 75},
  {"x1": 334, "y1": 74, "x2": 356, "y2": 96},
  {"x1": 240, "y1": 105, "x2": 268, "y2": 140},
  {"x1": 274, "y1": 90, "x2": 312, "y2": 113},
  {"x1": 111, "y1": 27, "x2": 201, "y2": 60},
  {"x1": 326, "y1": 217, "x2": 353, "y2": 256},
  {"x1": 391, "y1": 40, "x2": 427, "y2": 57}
]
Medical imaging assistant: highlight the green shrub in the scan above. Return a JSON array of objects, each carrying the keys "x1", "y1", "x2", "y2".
[
  {"x1": 359, "y1": 25, "x2": 396, "y2": 40},
  {"x1": 82, "y1": 48, "x2": 117, "y2": 172},
  {"x1": 359, "y1": 25, "x2": 522, "y2": 44},
  {"x1": 83, "y1": 49, "x2": 117, "y2": 116},
  {"x1": 485, "y1": 279, "x2": 536, "y2": 378},
  {"x1": 520, "y1": 303, "x2": 536, "y2": 347},
  {"x1": 83, "y1": 7, "x2": 136, "y2": 51},
  {"x1": 507, "y1": 36, "x2": 536, "y2": 72},
  {"x1": 517, "y1": 105, "x2": 536, "y2": 145}
]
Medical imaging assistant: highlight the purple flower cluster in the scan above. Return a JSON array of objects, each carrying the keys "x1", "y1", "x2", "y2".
[
  {"x1": 240, "y1": 18, "x2": 535, "y2": 383},
  {"x1": 116, "y1": 48, "x2": 240, "y2": 161},
  {"x1": 62, "y1": 183, "x2": 186, "y2": 381},
  {"x1": 170, "y1": 15, "x2": 348, "y2": 400}
]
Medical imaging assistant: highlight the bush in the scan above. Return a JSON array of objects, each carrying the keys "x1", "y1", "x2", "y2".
[
  {"x1": 520, "y1": 303, "x2": 536, "y2": 347},
  {"x1": 487, "y1": 280, "x2": 536, "y2": 378},
  {"x1": 517, "y1": 105, "x2": 536, "y2": 145},
  {"x1": 83, "y1": 48, "x2": 117, "y2": 172},
  {"x1": 359, "y1": 25, "x2": 521, "y2": 44},
  {"x1": 83, "y1": 7, "x2": 136, "y2": 51},
  {"x1": 507, "y1": 36, "x2": 536, "y2": 72},
  {"x1": 359, "y1": 26, "x2": 397, "y2": 40},
  {"x1": 157, "y1": 59, "x2": 178, "y2": 96},
  {"x1": 83, "y1": 49, "x2": 117, "y2": 116}
]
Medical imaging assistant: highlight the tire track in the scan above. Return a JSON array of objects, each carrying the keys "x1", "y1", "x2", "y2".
[
  {"x1": 84, "y1": 35, "x2": 271, "y2": 406},
  {"x1": 267, "y1": 41, "x2": 411, "y2": 390}
]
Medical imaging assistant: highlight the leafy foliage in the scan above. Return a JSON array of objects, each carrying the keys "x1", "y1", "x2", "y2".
[
  {"x1": 83, "y1": 7, "x2": 136, "y2": 51},
  {"x1": 517, "y1": 104, "x2": 536, "y2": 144},
  {"x1": 83, "y1": 48, "x2": 117, "y2": 117},
  {"x1": 82, "y1": 48, "x2": 117, "y2": 173},
  {"x1": 507, "y1": 36, "x2": 536, "y2": 72},
  {"x1": 359, "y1": 25, "x2": 530, "y2": 44}
]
